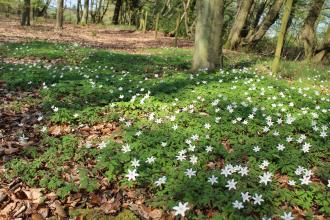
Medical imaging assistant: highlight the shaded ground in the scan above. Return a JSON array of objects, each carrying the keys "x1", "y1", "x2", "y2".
[{"x1": 0, "y1": 16, "x2": 193, "y2": 53}]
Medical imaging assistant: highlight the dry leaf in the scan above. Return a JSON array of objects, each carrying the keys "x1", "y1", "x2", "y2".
[
  {"x1": 23, "y1": 188, "x2": 43, "y2": 204},
  {"x1": 32, "y1": 213, "x2": 45, "y2": 220},
  {"x1": 52, "y1": 201, "x2": 67, "y2": 218}
]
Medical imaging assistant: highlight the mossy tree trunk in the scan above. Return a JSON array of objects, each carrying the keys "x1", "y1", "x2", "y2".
[
  {"x1": 224, "y1": 0, "x2": 253, "y2": 50},
  {"x1": 272, "y1": 0, "x2": 293, "y2": 73},
  {"x1": 192, "y1": 0, "x2": 225, "y2": 72},
  {"x1": 81, "y1": 0, "x2": 89, "y2": 24},
  {"x1": 300, "y1": 0, "x2": 325, "y2": 61},
  {"x1": 21, "y1": 0, "x2": 31, "y2": 26},
  {"x1": 56, "y1": 0, "x2": 64, "y2": 29}
]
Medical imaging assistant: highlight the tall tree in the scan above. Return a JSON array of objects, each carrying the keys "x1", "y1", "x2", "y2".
[
  {"x1": 76, "y1": 0, "x2": 81, "y2": 24},
  {"x1": 224, "y1": 0, "x2": 254, "y2": 50},
  {"x1": 272, "y1": 0, "x2": 294, "y2": 73},
  {"x1": 300, "y1": 0, "x2": 325, "y2": 61},
  {"x1": 21, "y1": 0, "x2": 31, "y2": 26},
  {"x1": 81, "y1": 0, "x2": 89, "y2": 24},
  {"x1": 112, "y1": 0, "x2": 123, "y2": 25},
  {"x1": 192, "y1": 0, "x2": 225, "y2": 71},
  {"x1": 244, "y1": 0, "x2": 284, "y2": 45},
  {"x1": 56, "y1": 0, "x2": 64, "y2": 29}
]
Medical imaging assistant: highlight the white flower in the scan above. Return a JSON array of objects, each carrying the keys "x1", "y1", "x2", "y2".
[
  {"x1": 146, "y1": 156, "x2": 156, "y2": 164},
  {"x1": 253, "y1": 146, "x2": 260, "y2": 152},
  {"x1": 259, "y1": 160, "x2": 269, "y2": 170},
  {"x1": 252, "y1": 193, "x2": 264, "y2": 205},
  {"x1": 225, "y1": 179, "x2": 237, "y2": 190},
  {"x1": 126, "y1": 169, "x2": 139, "y2": 181},
  {"x1": 327, "y1": 180, "x2": 330, "y2": 187},
  {"x1": 300, "y1": 175, "x2": 311, "y2": 185},
  {"x1": 189, "y1": 155, "x2": 198, "y2": 164},
  {"x1": 205, "y1": 145, "x2": 213, "y2": 153},
  {"x1": 241, "y1": 192, "x2": 250, "y2": 202},
  {"x1": 232, "y1": 200, "x2": 244, "y2": 209},
  {"x1": 176, "y1": 154, "x2": 186, "y2": 161},
  {"x1": 277, "y1": 144, "x2": 285, "y2": 151},
  {"x1": 155, "y1": 176, "x2": 166, "y2": 187},
  {"x1": 288, "y1": 180, "x2": 296, "y2": 186},
  {"x1": 302, "y1": 142, "x2": 311, "y2": 153},
  {"x1": 173, "y1": 202, "x2": 189, "y2": 217},
  {"x1": 208, "y1": 175, "x2": 218, "y2": 185},
  {"x1": 204, "y1": 123, "x2": 211, "y2": 129},
  {"x1": 161, "y1": 142, "x2": 167, "y2": 147},
  {"x1": 259, "y1": 172, "x2": 272, "y2": 185},
  {"x1": 280, "y1": 212, "x2": 294, "y2": 220},
  {"x1": 238, "y1": 166, "x2": 249, "y2": 176},
  {"x1": 185, "y1": 168, "x2": 196, "y2": 178},
  {"x1": 121, "y1": 144, "x2": 131, "y2": 153}
]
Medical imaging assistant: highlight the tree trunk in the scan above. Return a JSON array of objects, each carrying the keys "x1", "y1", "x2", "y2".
[
  {"x1": 56, "y1": 0, "x2": 64, "y2": 29},
  {"x1": 224, "y1": 0, "x2": 254, "y2": 50},
  {"x1": 245, "y1": 0, "x2": 284, "y2": 45},
  {"x1": 192, "y1": 0, "x2": 225, "y2": 72},
  {"x1": 272, "y1": 0, "x2": 293, "y2": 73},
  {"x1": 300, "y1": 0, "x2": 325, "y2": 61},
  {"x1": 21, "y1": 0, "x2": 31, "y2": 26},
  {"x1": 312, "y1": 24, "x2": 330, "y2": 64},
  {"x1": 77, "y1": 0, "x2": 81, "y2": 24},
  {"x1": 112, "y1": 0, "x2": 123, "y2": 24},
  {"x1": 81, "y1": 0, "x2": 89, "y2": 24}
]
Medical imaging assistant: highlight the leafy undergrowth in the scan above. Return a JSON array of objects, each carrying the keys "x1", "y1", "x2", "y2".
[{"x1": 0, "y1": 42, "x2": 329, "y2": 219}]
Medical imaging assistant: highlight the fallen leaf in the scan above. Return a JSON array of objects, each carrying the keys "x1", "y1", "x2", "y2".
[
  {"x1": 52, "y1": 201, "x2": 67, "y2": 218},
  {"x1": 23, "y1": 188, "x2": 43, "y2": 204},
  {"x1": 32, "y1": 213, "x2": 45, "y2": 220}
]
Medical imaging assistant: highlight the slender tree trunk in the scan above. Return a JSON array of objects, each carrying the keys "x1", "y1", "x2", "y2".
[
  {"x1": 112, "y1": 0, "x2": 123, "y2": 24},
  {"x1": 56, "y1": 0, "x2": 64, "y2": 29},
  {"x1": 155, "y1": 13, "x2": 159, "y2": 38},
  {"x1": 224, "y1": 0, "x2": 254, "y2": 50},
  {"x1": 77, "y1": 0, "x2": 81, "y2": 24},
  {"x1": 192, "y1": 0, "x2": 225, "y2": 72},
  {"x1": 245, "y1": 0, "x2": 284, "y2": 45},
  {"x1": 272, "y1": 0, "x2": 293, "y2": 73},
  {"x1": 300, "y1": 0, "x2": 325, "y2": 61},
  {"x1": 81, "y1": 0, "x2": 89, "y2": 24},
  {"x1": 21, "y1": 0, "x2": 31, "y2": 26}
]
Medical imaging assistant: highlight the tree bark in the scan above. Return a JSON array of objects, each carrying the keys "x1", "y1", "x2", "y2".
[
  {"x1": 21, "y1": 0, "x2": 31, "y2": 26},
  {"x1": 224, "y1": 0, "x2": 254, "y2": 50},
  {"x1": 192, "y1": 0, "x2": 225, "y2": 72},
  {"x1": 77, "y1": 0, "x2": 81, "y2": 24},
  {"x1": 56, "y1": 0, "x2": 64, "y2": 29},
  {"x1": 312, "y1": 24, "x2": 330, "y2": 64},
  {"x1": 300, "y1": 0, "x2": 325, "y2": 61},
  {"x1": 245, "y1": 0, "x2": 284, "y2": 45},
  {"x1": 81, "y1": 0, "x2": 89, "y2": 24},
  {"x1": 112, "y1": 0, "x2": 123, "y2": 24},
  {"x1": 272, "y1": 0, "x2": 293, "y2": 73}
]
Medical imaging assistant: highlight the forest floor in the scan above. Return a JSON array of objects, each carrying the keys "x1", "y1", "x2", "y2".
[
  {"x1": 0, "y1": 17, "x2": 330, "y2": 220},
  {"x1": 0, "y1": 16, "x2": 193, "y2": 53}
]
